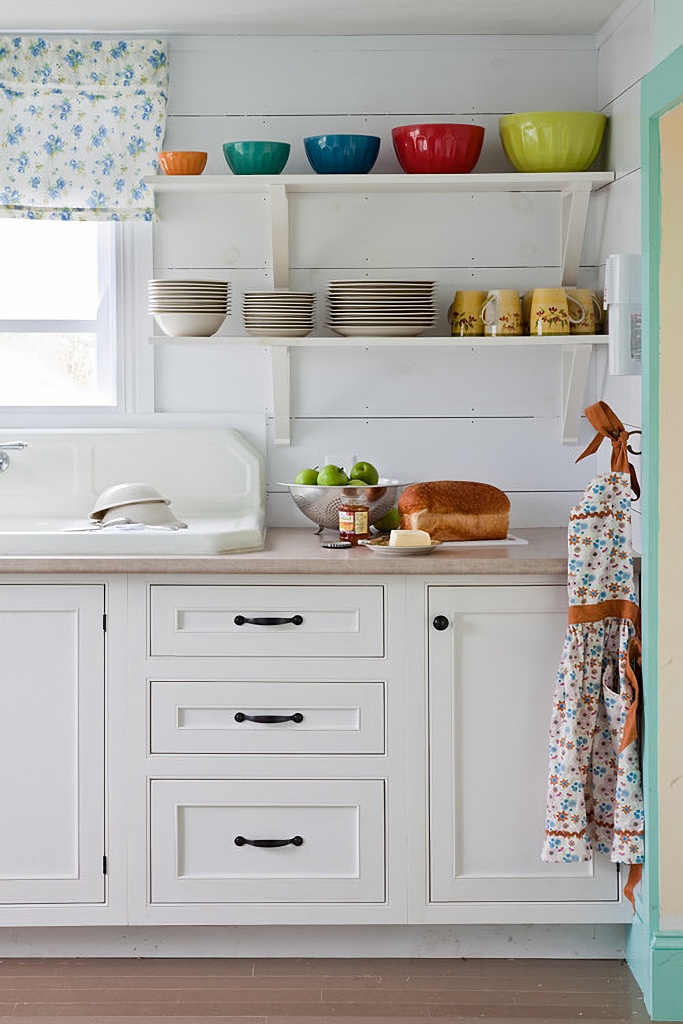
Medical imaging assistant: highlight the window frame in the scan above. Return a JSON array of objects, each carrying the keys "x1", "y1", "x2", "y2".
[{"x1": 0, "y1": 218, "x2": 153, "y2": 420}]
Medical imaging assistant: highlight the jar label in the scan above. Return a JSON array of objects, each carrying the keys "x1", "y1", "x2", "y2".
[{"x1": 339, "y1": 509, "x2": 368, "y2": 534}]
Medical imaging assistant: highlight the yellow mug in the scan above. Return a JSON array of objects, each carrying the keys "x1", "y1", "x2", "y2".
[
  {"x1": 481, "y1": 289, "x2": 523, "y2": 337},
  {"x1": 448, "y1": 290, "x2": 488, "y2": 337},
  {"x1": 566, "y1": 288, "x2": 603, "y2": 335},
  {"x1": 529, "y1": 287, "x2": 583, "y2": 336}
]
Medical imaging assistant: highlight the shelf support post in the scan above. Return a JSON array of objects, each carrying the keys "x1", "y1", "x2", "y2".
[
  {"x1": 270, "y1": 344, "x2": 291, "y2": 447},
  {"x1": 268, "y1": 183, "x2": 290, "y2": 290},
  {"x1": 561, "y1": 343, "x2": 593, "y2": 445},
  {"x1": 560, "y1": 183, "x2": 591, "y2": 286}
]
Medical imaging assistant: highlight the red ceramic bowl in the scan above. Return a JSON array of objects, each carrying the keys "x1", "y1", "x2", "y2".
[{"x1": 391, "y1": 123, "x2": 485, "y2": 174}]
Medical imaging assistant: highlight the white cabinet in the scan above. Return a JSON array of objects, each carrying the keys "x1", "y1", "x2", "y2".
[
  {"x1": 427, "y1": 584, "x2": 619, "y2": 906},
  {"x1": 0, "y1": 569, "x2": 630, "y2": 932},
  {"x1": 0, "y1": 584, "x2": 106, "y2": 906},
  {"x1": 131, "y1": 576, "x2": 400, "y2": 924}
]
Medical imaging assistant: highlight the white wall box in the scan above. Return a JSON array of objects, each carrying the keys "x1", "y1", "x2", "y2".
[
  {"x1": 0, "y1": 585, "x2": 105, "y2": 906},
  {"x1": 149, "y1": 778, "x2": 386, "y2": 904},
  {"x1": 427, "y1": 584, "x2": 619, "y2": 907}
]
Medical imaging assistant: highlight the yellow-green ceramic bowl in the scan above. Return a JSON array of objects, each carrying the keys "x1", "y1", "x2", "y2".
[{"x1": 498, "y1": 111, "x2": 607, "y2": 172}]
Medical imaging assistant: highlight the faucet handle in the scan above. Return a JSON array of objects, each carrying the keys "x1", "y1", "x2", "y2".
[{"x1": 0, "y1": 441, "x2": 28, "y2": 473}]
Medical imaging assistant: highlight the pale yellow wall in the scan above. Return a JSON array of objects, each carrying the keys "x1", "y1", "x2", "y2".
[{"x1": 656, "y1": 103, "x2": 683, "y2": 923}]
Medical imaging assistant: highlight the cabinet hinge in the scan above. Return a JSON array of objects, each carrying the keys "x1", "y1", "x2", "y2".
[
  {"x1": 102, "y1": 855, "x2": 107, "y2": 875},
  {"x1": 102, "y1": 613, "x2": 107, "y2": 632}
]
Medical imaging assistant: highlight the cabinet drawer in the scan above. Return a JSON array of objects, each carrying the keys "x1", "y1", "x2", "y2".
[
  {"x1": 149, "y1": 585, "x2": 384, "y2": 658},
  {"x1": 150, "y1": 779, "x2": 386, "y2": 904},
  {"x1": 150, "y1": 680, "x2": 385, "y2": 755}
]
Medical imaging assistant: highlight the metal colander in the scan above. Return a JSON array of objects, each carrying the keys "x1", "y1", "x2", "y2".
[{"x1": 282, "y1": 480, "x2": 405, "y2": 532}]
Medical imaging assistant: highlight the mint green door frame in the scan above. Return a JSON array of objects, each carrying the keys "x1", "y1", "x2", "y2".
[{"x1": 630, "y1": 41, "x2": 683, "y2": 1022}]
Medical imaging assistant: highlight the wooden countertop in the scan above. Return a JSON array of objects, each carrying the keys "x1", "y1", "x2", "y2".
[{"x1": 0, "y1": 527, "x2": 570, "y2": 576}]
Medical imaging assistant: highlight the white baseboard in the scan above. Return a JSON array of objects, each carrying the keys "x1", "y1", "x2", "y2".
[{"x1": 0, "y1": 924, "x2": 627, "y2": 959}]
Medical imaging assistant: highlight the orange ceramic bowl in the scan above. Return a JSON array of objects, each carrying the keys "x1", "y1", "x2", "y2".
[{"x1": 158, "y1": 151, "x2": 207, "y2": 175}]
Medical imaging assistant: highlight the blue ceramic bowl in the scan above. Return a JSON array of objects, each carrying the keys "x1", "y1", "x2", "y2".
[
  {"x1": 304, "y1": 134, "x2": 381, "y2": 174},
  {"x1": 222, "y1": 140, "x2": 291, "y2": 175}
]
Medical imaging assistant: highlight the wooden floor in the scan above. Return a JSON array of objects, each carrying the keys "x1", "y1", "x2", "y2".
[{"x1": 0, "y1": 957, "x2": 658, "y2": 1023}]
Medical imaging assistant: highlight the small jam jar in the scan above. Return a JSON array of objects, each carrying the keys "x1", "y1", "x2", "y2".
[{"x1": 338, "y1": 498, "x2": 370, "y2": 544}]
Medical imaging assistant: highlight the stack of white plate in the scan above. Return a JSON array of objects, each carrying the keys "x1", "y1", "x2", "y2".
[
  {"x1": 327, "y1": 279, "x2": 437, "y2": 337},
  {"x1": 243, "y1": 291, "x2": 316, "y2": 338},
  {"x1": 149, "y1": 279, "x2": 231, "y2": 337}
]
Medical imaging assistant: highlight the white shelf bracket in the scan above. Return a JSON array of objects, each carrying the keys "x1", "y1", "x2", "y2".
[
  {"x1": 268, "y1": 183, "x2": 290, "y2": 290},
  {"x1": 560, "y1": 184, "x2": 591, "y2": 286},
  {"x1": 270, "y1": 344, "x2": 292, "y2": 447},
  {"x1": 561, "y1": 344, "x2": 593, "y2": 445}
]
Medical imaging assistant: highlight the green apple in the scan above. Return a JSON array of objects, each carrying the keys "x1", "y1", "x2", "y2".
[
  {"x1": 347, "y1": 479, "x2": 368, "y2": 486},
  {"x1": 317, "y1": 464, "x2": 349, "y2": 486},
  {"x1": 373, "y1": 507, "x2": 400, "y2": 532},
  {"x1": 349, "y1": 460, "x2": 379, "y2": 485},
  {"x1": 294, "y1": 467, "x2": 319, "y2": 485}
]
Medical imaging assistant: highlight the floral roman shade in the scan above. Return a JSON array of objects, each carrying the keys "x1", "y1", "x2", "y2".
[{"x1": 0, "y1": 37, "x2": 168, "y2": 220}]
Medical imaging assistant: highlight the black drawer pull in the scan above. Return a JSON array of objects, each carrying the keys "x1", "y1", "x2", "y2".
[
  {"x1": 234, "y1": 614, "x2": 304, "y2": 627},
  {"x1": 432, "y1": 615, "x2": 450, "y2": 631},
  {"x1": 234, "y1": 835, "x2": 304, "y2": 848},
  {"x1": 234, "y1": 712, "x2": 304, "y2": 724}
]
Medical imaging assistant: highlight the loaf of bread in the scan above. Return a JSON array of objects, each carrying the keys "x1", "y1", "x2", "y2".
[{"x1": 397, "y1": 480, "x2": 510, "y2": 541}]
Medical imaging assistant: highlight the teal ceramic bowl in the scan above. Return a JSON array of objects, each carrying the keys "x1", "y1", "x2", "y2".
[
  {"x1": 498, "y1": 111, "x2": 607, "y2": 172},
  {"x1": 222, "y1": 140, "x2": 291, "y2": 175}
]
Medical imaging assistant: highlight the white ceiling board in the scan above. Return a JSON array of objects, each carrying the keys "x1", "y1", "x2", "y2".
[{"x1": 1, "y1": 0, "x2": 628, "y2": 36}]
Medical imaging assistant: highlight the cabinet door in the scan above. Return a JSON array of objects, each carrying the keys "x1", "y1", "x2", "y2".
[
  {"x1": 0, "y1": 585, "x2": 105, "y2": 905},
  {"x1": 428, "y1": 585, "x2": 619, "y2": 903}
]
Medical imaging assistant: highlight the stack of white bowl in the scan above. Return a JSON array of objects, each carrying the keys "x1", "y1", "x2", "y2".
[
  {"x1": 327, "y1": 279, "x2": 437, "y2": 337},
  {"x1": 242, "y1": 291, "x2": 315, "y2": 338},
  {"x1": 149, "y1": 279, "x2": 231, "y2": 337}
]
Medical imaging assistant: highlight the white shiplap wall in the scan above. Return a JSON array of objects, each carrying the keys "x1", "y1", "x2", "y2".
[
  {"x1": 154, "y1": 32, "x2": 635, "y2": 529},
  {"x1": 594, "y1": 0, "x2": 652, "y2": 542}
]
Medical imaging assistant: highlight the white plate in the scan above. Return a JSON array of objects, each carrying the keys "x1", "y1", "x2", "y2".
[
  {"x1": 244, "y1": 301, "x2": 315, "y2": 308},
  {"x1": 359, "y1": 539, "x2": 440, "y2": 555},
  {"x1": 328, "y1": 325, "x2": 433, "y2": 337},
  {"x1": 329, "y1": 315, "x2": 435, "y2": 320},
  {"x1": 245, "y1": 327, "x2": 315, "y2": 337},
  {"x1": 244, "y1": 291, "x2": 315, "y2": 298},
  {"x1": 328, "y1": 279, "x2": 436, "y2": 287}
]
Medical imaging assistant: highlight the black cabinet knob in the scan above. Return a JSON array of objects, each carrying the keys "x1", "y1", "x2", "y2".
[{"x1": 432, "y1": 615, "x2": 450, "y2": 631}]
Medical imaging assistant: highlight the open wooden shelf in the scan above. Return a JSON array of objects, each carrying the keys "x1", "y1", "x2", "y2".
[{"x1": 149, "y1": 333, "x2": 608, "y2": 447}]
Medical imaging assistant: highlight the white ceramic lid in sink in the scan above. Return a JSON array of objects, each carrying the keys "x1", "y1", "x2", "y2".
[{"x1": 90, "y1": 482, "x2": 170, "y2": 519}]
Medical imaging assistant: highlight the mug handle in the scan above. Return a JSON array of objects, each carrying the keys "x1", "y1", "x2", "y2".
[
  {"x1": 591, "y1": 294, "x2": 603, "y2": 323},
  {"x1": 480, "y1": 294, "x2": 497, "y2": 325},
  {"x1": 567, "y1": 294, "x2": 585, "y2": 325}
]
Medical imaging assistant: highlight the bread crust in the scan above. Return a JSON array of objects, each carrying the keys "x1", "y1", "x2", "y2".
[{"x1": 398, "y1": 480, "x2": 510, "y2": 541}]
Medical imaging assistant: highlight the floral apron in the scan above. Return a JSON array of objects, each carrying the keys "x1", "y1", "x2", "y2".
[{"x1": 542, "y1": 402, "x2": 644, "y2": 905}]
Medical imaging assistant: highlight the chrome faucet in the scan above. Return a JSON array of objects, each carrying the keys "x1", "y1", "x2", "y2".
[{"x1": 0, "y1": 441, "x2": 28, "y2": 472}]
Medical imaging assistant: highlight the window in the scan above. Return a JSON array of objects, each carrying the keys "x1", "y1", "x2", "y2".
[{"x1": 0, "y1": 219, "x2": 117, "y2": 407}]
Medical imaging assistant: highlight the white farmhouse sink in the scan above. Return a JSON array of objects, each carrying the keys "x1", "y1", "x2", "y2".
[{"x1": 0, "y1": 429, "x2": 265, "y2": 556}]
